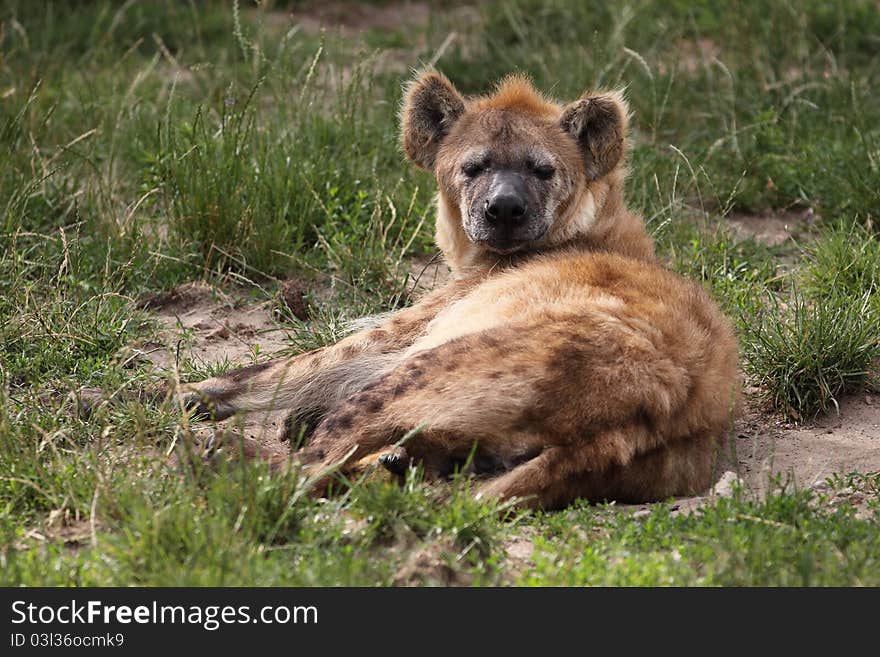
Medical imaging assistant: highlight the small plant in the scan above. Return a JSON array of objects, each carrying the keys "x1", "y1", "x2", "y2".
[
  {"x1": 740, "y1": 286, "x2": 880, "y2": 420},
  {"x1": 802, "y1": 222, "x2": 880, "y2": 302}
]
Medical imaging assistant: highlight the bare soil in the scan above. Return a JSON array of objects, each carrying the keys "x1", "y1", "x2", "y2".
[
  {"x1": 286, "y1": 1, "x2": 431, "y2": 36},
  {"x1": 726, "y1": 208, "x2": 818, "y2": 247},
  {"x1": 249, "y1": 1, "x2": 477, "y2": 77},
  {"x1": 137, "y1": 281, "x2": 292, "y2": 372},
  {"x1": 735, "y1": 392, "x2": 880, "y2": 495}
]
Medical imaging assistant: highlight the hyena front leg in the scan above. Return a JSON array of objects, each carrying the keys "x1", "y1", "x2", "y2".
[
  {"x1": 182, "y1": 348, "x2": 398, "y2": 421},
  {"x1": 288, "y1": 329, "x2": 540, "y2": 486},
  {"x1": 180, "y1": 280, "x2": 470, "y2": 423}
]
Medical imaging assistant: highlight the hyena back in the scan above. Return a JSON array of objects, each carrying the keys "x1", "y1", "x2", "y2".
[{"x1": 184, "y1": 72, "x2": 740, "y2": 509}]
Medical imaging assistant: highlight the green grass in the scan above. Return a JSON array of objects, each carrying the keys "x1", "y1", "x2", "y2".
[
  {"x1": 741, "y1": 286, "x2": 880, "y2": 420},
  {"x1": 802, "y1": 222, "x2": 880, "y2": 301},
  {"x1": 1, "y1": 0, "x2": 879, "y2": 586},
  {"x1": 525, "y1": 474, "x2": 880, "y2": 586}
]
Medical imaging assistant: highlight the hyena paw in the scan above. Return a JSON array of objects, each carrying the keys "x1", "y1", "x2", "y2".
[
  {"x1": 180, "y1": 388, "x2": 236, "y2": 421},
  {"x1": 378, "y1": 446, "x2": 412, "y2": 476}
]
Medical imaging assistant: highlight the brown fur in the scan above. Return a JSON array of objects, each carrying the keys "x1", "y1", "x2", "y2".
[{"x1": 182, "y1": 71, "x2": 740, "y2": 509}]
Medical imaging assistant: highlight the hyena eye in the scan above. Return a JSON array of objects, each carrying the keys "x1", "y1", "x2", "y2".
[
  {"x1": 532, "y1": 164, "x2": 556, "y2": 180},
  {"x1": 462, "y1": 162, "x2": 484, "y2": 177}
]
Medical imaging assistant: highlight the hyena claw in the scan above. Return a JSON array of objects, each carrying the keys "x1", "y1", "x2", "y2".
[{"x1": 378, "y1": 448, "x2": 411, "y2": 476}]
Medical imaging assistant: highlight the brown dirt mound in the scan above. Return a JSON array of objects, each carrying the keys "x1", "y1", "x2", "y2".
[
  {"x1": 135, "y1": 281, "x2": 292, "y2": 373},
  {"x1": 735, "y1": 392, "x2": 880, "y2": 494},
  {"x1": 290, "y1": 1, "x2": 431, "y2": 35},
  {"x1": 726, "y1": 209, "x2": 817, "y2": 246}
]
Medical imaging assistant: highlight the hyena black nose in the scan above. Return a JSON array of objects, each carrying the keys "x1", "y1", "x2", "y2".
[
  {"x1": 485, "y1": 194, "x2": 526, "y2": 224},
  {"x1": 485, "y1": 173, "x2": 527, "y2": 225}
]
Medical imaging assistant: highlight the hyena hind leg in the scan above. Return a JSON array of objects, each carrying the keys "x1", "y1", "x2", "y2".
[
  {"x1": 292, "y1": 329, "x2": 574, "y2": 492},
  {"x1": 178, "y1": 281, "x2": 468, "y2": 421},
  {"x1": 476, "y1": 430, "x2": 723, "y2": 509}
]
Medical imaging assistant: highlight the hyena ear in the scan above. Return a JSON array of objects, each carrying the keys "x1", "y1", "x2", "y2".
[
  {"x1": 400, "y1": 71, "x2": 466, "y2": 171},
  {"x1": 559, "y1": 90, "x2": 629, "y2": 180}
]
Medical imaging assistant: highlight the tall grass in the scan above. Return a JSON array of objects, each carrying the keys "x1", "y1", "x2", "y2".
[{"x1": 741, "y1": 287, "x2": 880, "y2": 419}]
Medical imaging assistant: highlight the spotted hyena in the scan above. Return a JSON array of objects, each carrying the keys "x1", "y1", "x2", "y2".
[{"x1": 181, "y1": 71, "x2": 740, "y2": 509}]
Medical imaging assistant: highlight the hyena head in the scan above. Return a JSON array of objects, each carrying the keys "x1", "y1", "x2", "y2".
[{"x1": 400, "y1": 71, "x2": 631, "y2": 270}]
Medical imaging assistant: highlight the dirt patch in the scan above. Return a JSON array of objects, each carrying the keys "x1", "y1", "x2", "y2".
[
  {"x1": 405, "y1": 252, "x2": 452, "y2": 294},
  {"x1": 288, "y1": 1, "x2": 431, "y2": 36},
  {"x1": 734, "y1": 391, "x2": 880, "y2": 494},
  {"x1": 134, "y1": 281, "x2": 303, "y2": 452},
  {"x1": 279, "y1": 278, "x2": 311, "y2": 321},
  {"x1": 668, "y1": 392, "x2": 880, "y2": 515},
  {"x1": 393, "y1": 538, "x2": 472, "y2": 586},
  {"x1": 500, "y1": 529, "x2": 538, "y2": 582},
  {"x1": 676, "y1": 38, "x2": 720, "y2": 74},
  {"x1": 725, "y1": 208, "x2": 817, "y2": 247},
  {"x1": 248, "y1": 1, "x2": 477, "y2": 78},
  {"x1": 136, "y1": 281, "x2": 292, "y2": 373},
  {"x1": 15, "y1": 517, "x2": 96, "y2": 552}
]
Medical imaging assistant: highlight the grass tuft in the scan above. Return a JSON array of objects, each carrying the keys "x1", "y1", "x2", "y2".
[{"x1": 740, "y1": 287, "x2": 880, "y2": 420}]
